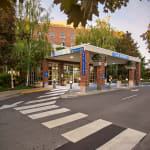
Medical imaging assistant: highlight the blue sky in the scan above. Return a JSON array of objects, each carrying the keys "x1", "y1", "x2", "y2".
[{"x1": 42, "y1": 0, "x2": 150, "y2": 61}]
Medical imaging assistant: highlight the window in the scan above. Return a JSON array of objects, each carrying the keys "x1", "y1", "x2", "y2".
[
  {"x1": 60, "y1": 32, "x2": 65, "y2": 38},
  {"x1": 61, "y1": 41, "x2": 65, "y2": 46},
  {"x1": 50, "y1": 32, "x2": 54, "y2": 37},
  {"x1": 71, "y1": 33, "x2": 75, "y2": 39}
]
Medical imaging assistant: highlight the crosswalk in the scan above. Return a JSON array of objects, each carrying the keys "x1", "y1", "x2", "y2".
[{"x1": 13, "y1": 88, "x2": 146, "y2": 150}]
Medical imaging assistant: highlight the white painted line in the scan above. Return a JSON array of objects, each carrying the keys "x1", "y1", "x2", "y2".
[
  {"x1": 46, "y1": 90, "x2": 68, "y2": 94},
  {"x1": 0, "y1": 101, "x2": 24, "y2": 110},
  {"x1": 122, "y1": 95, "x2": 137, "y2": 100},
  {"x1": 14, "y1": 101, "x2": 56, "y2": 110},
  {"x1": 28, "y1": 108, "x2": 70, "y2": 119},
  {"x1": 96, "y1": 128, "x2": 146, "y2": 150},
  {"x1": 42, "y1": 113, "x2": 88, "y2": 129},
  {"x1": 38, "y1": 92, "x2": 65, "y2": 98},
  {"x1": 49, "y1": 89, "x2": 68, "y2": 92},
  {"x1": 131, "y1": 89, "x2": 139, "y2": 92},
  {"x1": 20, "y1": 105, "x2": 59, "y2": 114},
  {"x1": 62, "y1": 119, "x2": 112, "y2": 143},
  {"x1": 25, "y1": 96, "x2": 60, "y2": 104}
]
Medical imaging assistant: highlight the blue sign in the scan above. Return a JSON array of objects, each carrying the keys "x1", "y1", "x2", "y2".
[
  {"x1": 133, "y1": 73, "x2": 135, "y2": 79},
  {"x1": 112, "y1": 52, "x2": 129, "y2": 60},
  {"x1": 82, "y1": 52, "x2": 85, "y2": 76},
  {"x1": 51, "y1": 49, "x2": 70, "y2": 56},
  {"x1": 45, "y1": 72, "x2": 48, "y2": 78},
  {"x1": 71, "y1": 47, "x2": 84, "y2": 53},
  {"x1": 102, "y1": 74, "x2": 105, "y2": 79}
]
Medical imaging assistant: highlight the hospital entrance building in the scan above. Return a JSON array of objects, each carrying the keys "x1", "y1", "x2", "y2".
[{"x1": 42, "y1": 44, "x2": 141, "y2": 92}]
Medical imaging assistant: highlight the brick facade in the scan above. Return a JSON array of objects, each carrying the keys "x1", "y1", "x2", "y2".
[
  {"x1": 129, "y1": 69, "x2": 135, "y2": 87},
  {"x1": 136, "y1": 62, "x2": 140, "y2": 84},
  {"x1": 80, "y1": 51, "x2": 90, "y2": 92},
  {"x1": 97, "y1": 55, "x2": 105, "y2": 90},
  {"x1": 48, "y1": 25, "x2": 78, "y2": 47}
]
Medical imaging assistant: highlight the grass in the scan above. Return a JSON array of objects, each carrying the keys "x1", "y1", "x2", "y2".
[{"x1": 0, "y1": 85, "x2": 33, "y2": 92}]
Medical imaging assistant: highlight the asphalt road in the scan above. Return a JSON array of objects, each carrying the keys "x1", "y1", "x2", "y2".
[{"x1": 0, "y1": 85, "x2": 150, "y2": 150}]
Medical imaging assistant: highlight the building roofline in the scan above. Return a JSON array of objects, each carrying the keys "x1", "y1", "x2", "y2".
[{"x1": 49, "y1": 44, "x2": 141, "y2": 63}]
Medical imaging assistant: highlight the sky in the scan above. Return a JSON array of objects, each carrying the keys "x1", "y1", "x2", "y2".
[{"x1": 41, "y1": 0, "x2": 150, "y2": 62}]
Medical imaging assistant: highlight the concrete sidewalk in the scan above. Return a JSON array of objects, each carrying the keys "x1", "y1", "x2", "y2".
[
  {"x1": 60, "y1": 86, "x2": 129, "y2": 99},
  {"x1": 0, "y1": 87, "x2": 52, "y2": 101}
]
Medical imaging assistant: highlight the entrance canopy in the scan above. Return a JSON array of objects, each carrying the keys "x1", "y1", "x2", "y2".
[{"x1": 48, "y1": 44, "x2": 140, "y2": 64}]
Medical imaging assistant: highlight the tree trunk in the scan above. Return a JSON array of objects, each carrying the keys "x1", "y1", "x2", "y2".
[
  {"x1": 26, "y1": 68, "x2": 29, "y2": 86},
  {"x1": 11, "y1": 68, "x2": 14, "y2": 88}
]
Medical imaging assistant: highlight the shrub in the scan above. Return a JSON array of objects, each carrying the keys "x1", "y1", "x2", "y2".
[{"x1": 0, "y1": 73, "x2": 11, "y2": 87}]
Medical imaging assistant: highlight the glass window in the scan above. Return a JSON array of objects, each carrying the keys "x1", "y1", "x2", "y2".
[
  {"x1": 71, "y1": 33, "x2": 75, "y2": 39},
  {"x1": 50, "y1": 32, "x2": 54, "y2": 37},
  {"x1": 60, "y1": 32, "x2": 65, "y2": 38}
]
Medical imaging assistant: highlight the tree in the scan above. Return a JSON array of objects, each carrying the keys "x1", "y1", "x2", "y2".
[
  {"x1": 0, "y1": 1, "x2": 18, "y2": 88},
  {"x1": 116, "y1": 31, "x2": 141, "y2": 80},
  {"x1": 141, "y1": 23, "x2": 150, "y2": 52},
  {"x1": 116, "y1": 31, "x2": 140, "y2": 57},
  {"x1": 15, "y1": 0, "x2": 52, "y2": 86},
  {"x1": 54, "y1": 0, "x2": 150, "y2": 28},
  {"x1": 76, "y1": 19, "x2": 119, "y2": 51},
  {"x1": 0, "y1": 0, "x2": 23, "y2": 11},
  {"x1": 54, "y1": 0, "x2": 129, "y2": 27}
]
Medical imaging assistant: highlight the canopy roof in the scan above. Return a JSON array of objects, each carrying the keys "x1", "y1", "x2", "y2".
[{"x1": 48, "y1": 44, "x2": 140, "y2": 64}]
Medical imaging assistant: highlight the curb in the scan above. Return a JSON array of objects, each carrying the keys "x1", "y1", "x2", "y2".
[
  {"x1": 21, "y1": 88, "x2": 52, "y2": 94},
  {"x1": 60, "y1": 87, "x2": 128, "y2": 99}
]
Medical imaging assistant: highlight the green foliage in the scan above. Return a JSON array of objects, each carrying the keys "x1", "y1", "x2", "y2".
[
  {"x1": 76, "y1": 20, "x2": 119, "y2": 51},
  {"x1": 54, "y1": 0, "x2": 129, "y2": 27},
  {"x1": 0, "y1": 2, "x2": 18, "y2": 68},
  {"x1": 141, "y1": 23, "x2": 150, "y2": 52},
  {"x1": 140, "y1": 57, "x2": 148, "y2": 79},
  {"x1": 0, "y1": 73, "x2": 11, "y2": 87},
  {"x1": 92, "y1": 54, "x2": 103, "y2": 62},
  {"x1": 116, "y1": 31, "x2": 140, "y2": 57},
  {"x1": 56, "y1": 47, "x2": 65, "y2": 50},
  {"x1": 14, "y1": 0, "x2": 52, "y2": 85}
]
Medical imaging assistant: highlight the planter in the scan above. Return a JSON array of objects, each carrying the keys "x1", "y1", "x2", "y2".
[{"x1": 34, "y1": 81, "x2": 43, "y2": 88}]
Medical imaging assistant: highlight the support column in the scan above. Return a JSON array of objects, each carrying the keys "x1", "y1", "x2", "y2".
[
  {"x1": 42, "y1": 59, "x2": 48, "y2": 87},
  {"x1": 80, "y1": 51, "x2": 90, "y2": 93},
  {"x1": 59, "y1": 63, "x2": 64, "y2": 86},
  {"x1": 136, "y1": 62, "x2": 140, "y2": 85},
  {"x1": 94, "y1": 66, "x2": 97, "y2": 84},
  {"x1": 97, "y1": 55, "x2": 105, "y2": 90},
  {"x1": 129, "y1": 69, "x2": 135, "y2": 88}
]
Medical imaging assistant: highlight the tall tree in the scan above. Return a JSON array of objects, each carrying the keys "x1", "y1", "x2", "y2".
[
  {"x1": 141, "y1": 23, "x2": 150, "y2": 52},
  {"x1": 15, "y1": 0, "x2": 52, "y2": 86},
  {"x1": 0, "y1": 1, "x2": 17, "y2": 88},
  {"x1": 116, "y1": 31, "x2": 140, "y2": 57}
]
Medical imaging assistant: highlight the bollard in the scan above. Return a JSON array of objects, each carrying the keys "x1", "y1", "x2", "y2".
[
  {"x1": 53, "y1": 79, "x2": 56, "y2": 89},
  {"x1": 70, "y1": 81, "x2": 73, "y2": 89}
]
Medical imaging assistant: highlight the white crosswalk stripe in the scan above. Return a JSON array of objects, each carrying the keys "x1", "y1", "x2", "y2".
[
  {"x1": 28, "y1": 108, "x2": 70, "y2": 119},
  {"x1": 14, "y1": 101, "x2": 56, "y2": 110},
  {"x1": 38, "y1": 92, "x2": 65, "y2": 98},
  {"x1": 96, "y1": 128, "x2": 146, "y2": 150},
  {"x1": 19, "y1": 105, "x2": 59, "y2": 114},
  {"x1": 25, "y1": 96, "x2": 60, "y2": 104},
  {"x1": 46, "y1": 90, "x2": 68, "y2": 94},
  {"x1": 42, "y1": 113, "x2": 88, "y2": 129},
  {"x1": 62, "y1": 119, "x2": 112, "y2": 143}
]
